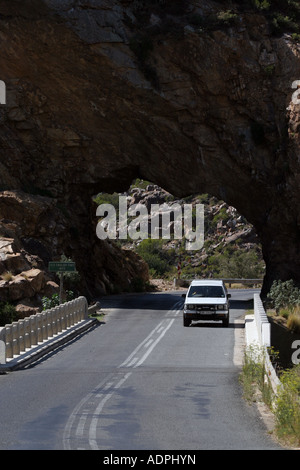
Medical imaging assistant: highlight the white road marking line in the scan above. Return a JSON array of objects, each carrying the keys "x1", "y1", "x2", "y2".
[
  {"x1": 88, "y1": 372, "x2": 132, "y2": 450},
  {"x1": 63, "y1": 371, "x2": 117, "y2": 449},
  {"x1": 76, "y1": 412, "x2": 88, "y2": 437},
  {"x1": 64, "y1": 300, "x2": 180, "y2": 449},
  {"x1": 134, "y1": 319, "x2": 174, "y2": 368},
  {"x1": 126, "y1": 356, "x2": 139, "y2": 367},
  {"x1": 118, "y1": 320, "x2": 164, "y2": 368},
  {"x1": 144, "y1": 339, "x2": 153, "y2": 348}
]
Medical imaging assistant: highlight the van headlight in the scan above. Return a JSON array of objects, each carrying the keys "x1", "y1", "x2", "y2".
[
  {"x1": 217, "y1": 304, "x2": 226, "y2": 310},
  {"x1": 185, "y1": 304, "x2": 195, "y2": 309}
]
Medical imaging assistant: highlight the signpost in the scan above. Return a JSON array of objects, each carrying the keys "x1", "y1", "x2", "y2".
[
  {"x1": 48, "y1": 261, "x2": 76, "y2": 304},
  {"x1": 48, "y1": 262, "x2": 76, "y2": 273}
]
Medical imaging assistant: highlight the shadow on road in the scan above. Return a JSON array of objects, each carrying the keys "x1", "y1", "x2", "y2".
[
  {"x1": 98, "y1": 291, "x2": 255, "y2": 314},
  {"x1": 230, "y1": 298, "x2": 254, "y2": 310}
]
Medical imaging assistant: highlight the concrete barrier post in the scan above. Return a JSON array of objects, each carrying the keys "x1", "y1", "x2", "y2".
[
  {"x1": 24, "y1": 318, "x2": 31, "y2": 349},
  {"x1": 42, "y1": 312, "x2": 48, "y2": 341},
  {"x1": 64, "y1": 303, "x2": 69, "y2": 327},
  {"x1": 36, "y1": 313, "x2": 43, "y2": 343},
  {"x1": 51, "y1": 309, "x2": 58, "y2": 335},
  {"x1": 70, "y1": 300, "x2": 76, "y2": 324},
  {"x1": 68, "y1": 302, "x2": 74, "y2": 327},
  {"x1": 0, "y1": 327, "x2": 6, "y2": 364},
  {"x1": 12, "y1": 322, "x2": 20, "y2": 356},
  {"x1": 46, "y1": 310, "x2": 53, "y2": 338},
  {"x1": 76, "y1": 299, "x2": 81, "y2": 323},
  {"x1": 56, "y1": 306, "x2": 62, "y2": 333},
  {"x1": 74, "y1": 300, "x2": 79, "y2": 323},
  {"x1": 75, "y1": 299, "x2": 80, "y2": 323},
  {"x1": 72, "y1": 300, "x2": 77, "y2": 323},
  {"x1": 79, "y1": 300, "x2": 84, "y2": 321},
  {"x1": 60, "y1": 304, "x2": 66, "y2": 330},
  {"x1": 79, "y1": 298, "x2": 85, "y2": 321},
  {"x1": 18, "y1": 320, "x2": 25, "y2": 353},
  {"x1": 29, "y1": 315, "x2": 37, "y2": 346},
  {"x1": 5, "y1": 324, "x2": 13, "y2": 359}
]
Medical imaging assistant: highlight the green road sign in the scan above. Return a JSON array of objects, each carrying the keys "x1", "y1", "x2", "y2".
[{"x1": 48, "y1": 261, "x2": 76, "y2": 273}]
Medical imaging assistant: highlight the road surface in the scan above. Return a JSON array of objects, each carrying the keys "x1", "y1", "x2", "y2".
[{"x1": 0, "y1": 289, "x2": 282, "y2": 450}]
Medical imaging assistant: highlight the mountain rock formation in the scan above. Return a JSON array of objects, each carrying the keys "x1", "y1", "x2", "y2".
[{"x1": 0, "y1": 0, "x2": 299, "y2": 304}]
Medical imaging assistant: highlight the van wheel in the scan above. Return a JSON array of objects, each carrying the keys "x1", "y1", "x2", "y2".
[
  {"x1": 183, "y1": 316, "x2": 191, "y2": 327},
  {"x1": 223, "y1": 316, "x2": 229, "y2": 327}
]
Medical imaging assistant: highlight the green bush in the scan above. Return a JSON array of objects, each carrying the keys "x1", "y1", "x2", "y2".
[
  {"x1": 274, "y1": 365, "x2": 300, "y2": 445},
  {"x1": 0, "y1": 302, "x2": 18, "y2": 326},
  {"x1": 42, "y1": 293, "x2": 59, "y2": 310},
  {"x1": 271, "y1": 13, "x2": 299, "y2": 34},
  {"x1": 216, "y1": 10, "x2": 238, "y2": 26},
  {"x1": 93, "y1": 192, "x2": 120, "y2": 211},
  {"x1": 136, "y1": 239, "x2": 175, "y2": 277},
  {"x1": 267, "y1": 279, "x2": 300, "y2": 313},
  {"x1": 214, "y1": 250, "x2": 265, "y2": 279},
  {"x1": 252, "y1": 0, "x2": 271, "y2": 10},
  {"x1": 137, "y1": 241, "x2": 168, "y2": 277},
  {"x1": 42, "y1": 291, "x2": 75, "y2": 310}
]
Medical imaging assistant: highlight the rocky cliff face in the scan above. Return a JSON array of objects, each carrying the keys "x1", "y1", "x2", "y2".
[{"x1": 0, "y1": 0, "x2": 299, "y2": 302}]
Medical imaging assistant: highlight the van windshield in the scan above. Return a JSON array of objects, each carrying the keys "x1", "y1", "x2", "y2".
[{"x1": 188, "y1": 286, "x2": 225, "y2": 298}]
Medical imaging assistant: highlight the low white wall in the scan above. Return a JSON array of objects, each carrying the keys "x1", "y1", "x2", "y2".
[
  {"x1": 0, "y1": 296, "x2": 89, "y2": 364},
  {"x1": 253, "y1": 293, "x2": 271, "y2": 347},
  {"x1": 245, "y1": 294, "x2": 281, "y2": 395}
]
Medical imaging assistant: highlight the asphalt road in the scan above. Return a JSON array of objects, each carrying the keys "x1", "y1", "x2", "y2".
[{"x1": 0, "y1": 289, "x2": 283, "y2": 450}]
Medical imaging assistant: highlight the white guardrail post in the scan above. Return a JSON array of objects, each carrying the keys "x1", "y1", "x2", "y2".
[{"x1": 0, "y1": 296, "x2": 89, "y2": 365}]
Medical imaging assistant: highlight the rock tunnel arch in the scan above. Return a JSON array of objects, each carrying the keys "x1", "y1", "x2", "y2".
[
  {"x1": 93, "y1": 181, "x2": 266, "y2": 284},
  {"x1": 0, "y1": 0, "x2": 299, "y2": 300}
]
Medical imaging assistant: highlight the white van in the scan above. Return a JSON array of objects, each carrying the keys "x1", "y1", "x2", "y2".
[{"x1": 182, "y1": 279, "x2": 230, "y2": 327}]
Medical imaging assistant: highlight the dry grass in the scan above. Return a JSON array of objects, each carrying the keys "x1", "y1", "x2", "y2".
[
  {"x1": 1, "y1": 271, "x2": 14, "y2": 282},
  {"x1": 287, "y1": 305, "x2": 300, "y2": 334}
]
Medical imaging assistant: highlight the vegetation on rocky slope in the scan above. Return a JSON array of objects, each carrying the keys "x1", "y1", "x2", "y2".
[{"x1": 94, "y1": 179, "x2": 265, "y2": 281}]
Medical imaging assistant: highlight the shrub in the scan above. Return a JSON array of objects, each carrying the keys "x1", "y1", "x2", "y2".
[
  {"x1": 42, "y1": 290, "x2": 75, "y2": 310},
  {"x1": 216, "y1": 10, "x2": 238, "y2": 26},
  {"x1": 274, "y1": 365, "x2": 300, "y2": 445},
  {"x1": 252, "y1": 0, "x2": 271, "y2": 10},
  {"x1": 217, "y1": 250, "x2": 265, "y2": 279},
  {"x1": 291, "y1": 33, "x2": 300, "y2": 42},
  {"x1": 136, "y1": 239, "x2": 175, "y2": 277},
  {"x1": 42, "y1": 293, "x2": 60, "y2": 310},
  {"x1": 93, "y1": 192, "x2": 120, "y2": 211},
  {"x1": 267, "y1": 279, "x2": 300, "y2": 313},
  {"x1": 271, "y1": 13, "x2": 299, "y2": 35},
  {"x1": 0, "y1": 302, "x2": 18, "y2": 326}
]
